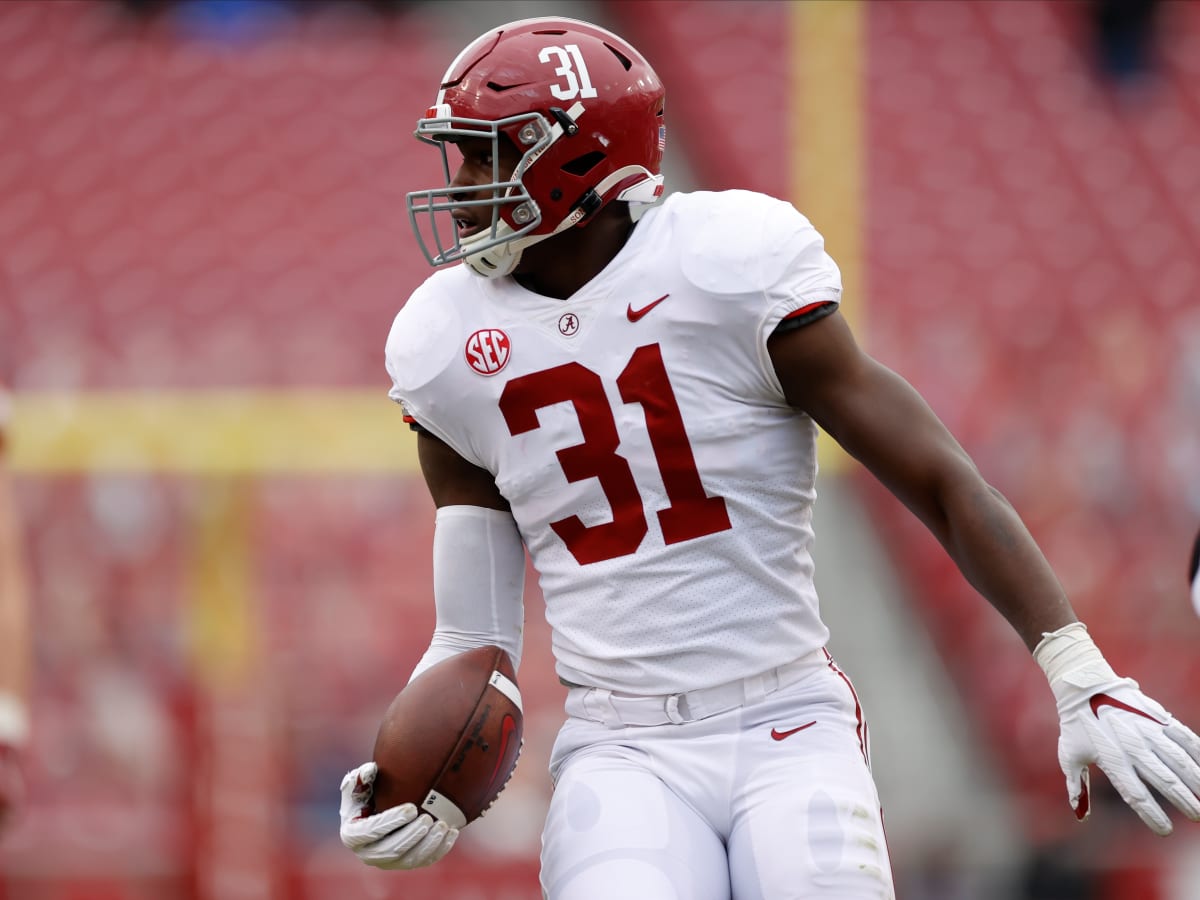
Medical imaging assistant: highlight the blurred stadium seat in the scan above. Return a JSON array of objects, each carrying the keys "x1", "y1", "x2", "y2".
[
  {"x1": 0, "y1": 2, "x2": 555, "y2": 897},
  {"x1": 2, "y1": 1, "x2": 1199, "y2": 898}
]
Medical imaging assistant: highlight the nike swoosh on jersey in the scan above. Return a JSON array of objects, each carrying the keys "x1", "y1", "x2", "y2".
[
  {"x1": 1089, "y1": 693, "x2": 1165, "y2": 724},
  {"x1": 770, "y1": 722, "x2": 817, "y2": 741},
  {"x1": 626, "y1": 294, "x2": 669, "y2": 322}
]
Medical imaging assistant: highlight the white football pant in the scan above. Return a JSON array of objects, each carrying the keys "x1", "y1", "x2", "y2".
[{"x1": 541, "y1": 652, "x2": 895, "y2": 899}]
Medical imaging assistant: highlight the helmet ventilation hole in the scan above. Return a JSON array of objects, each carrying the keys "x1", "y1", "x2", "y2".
[
  {"x1": 561, "y1": 151, "x2": 606, "y2": 176},
  {"x1": 603, "y1": 42, "x2": 633, "y2": 71},
  {"x1": 487, "y1": 81, "x2": 533, "y2": 93}
]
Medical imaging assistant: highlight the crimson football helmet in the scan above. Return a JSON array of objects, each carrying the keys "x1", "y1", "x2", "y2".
[{"x1": 407, "y1": 17, "x2": 666, "y2": 278}]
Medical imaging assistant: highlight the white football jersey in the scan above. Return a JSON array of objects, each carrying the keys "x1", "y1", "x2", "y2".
[{"x1": 387, "y1": 190, "x2": 843, "y2": 695}]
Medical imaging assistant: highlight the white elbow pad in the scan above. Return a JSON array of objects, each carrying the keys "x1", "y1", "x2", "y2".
[{"x1": 409, "y1": 506, "x2": 526, "y2": 682}]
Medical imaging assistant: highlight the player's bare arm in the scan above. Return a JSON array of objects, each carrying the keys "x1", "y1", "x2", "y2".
[
  {"x1": 770, "y1": 309, "x2": 1200, "y2": 835},
  {"x1": 767, "y1": 309, "x2": 1075, "y2": 651},
  {"x1": 416, "y1": 430, "x2": 509, "y2": 511}
]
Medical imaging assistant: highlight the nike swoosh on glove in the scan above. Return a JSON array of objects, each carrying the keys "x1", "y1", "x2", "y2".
[
  {"x1": 338, "y1": 761, "x2": 459, "y2": 869},
  {"x1": 1036, "y1": 623, "x2": 1200, "y2": 835}
]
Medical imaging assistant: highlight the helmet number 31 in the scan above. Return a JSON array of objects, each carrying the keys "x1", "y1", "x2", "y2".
[{"x1": 538, "y1": 44, "x2": 599, "y2": 101}]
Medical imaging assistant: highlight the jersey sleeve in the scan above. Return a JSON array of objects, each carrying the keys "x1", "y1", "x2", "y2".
[
  {"x1": 772, "y1": 298, "x2": 839, "y2": 335},
  {"x1": 384, "y1": 278, "x2": 488, "y2": 468},
  {"x1": 676, "y1": 190, "x2": 842, "y2": 334},
  {"x1": 669, "y1": 190, "x2": 844, "y2": 404},
  {"x1": 754, "y1": 194, "x2": 843, "y2": 334}
]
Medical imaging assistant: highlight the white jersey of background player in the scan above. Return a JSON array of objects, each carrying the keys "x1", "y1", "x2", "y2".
[{"x1": 339, "y1": 16, "x2": 1200, "y2": 900}]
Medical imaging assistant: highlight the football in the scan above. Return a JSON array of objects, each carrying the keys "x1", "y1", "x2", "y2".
[{"x1": 369, "y1": 644, "x2": 523, "y2": 827}]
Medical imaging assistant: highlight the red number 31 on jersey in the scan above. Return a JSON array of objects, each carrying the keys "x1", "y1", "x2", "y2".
[{"x1": 499, "y1": 343, "x2": 731, "y2": 565}]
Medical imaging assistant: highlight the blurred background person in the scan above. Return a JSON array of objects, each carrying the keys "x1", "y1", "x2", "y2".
[
  {"x1": 1190, "y1": 526, "x2": 1199, "y2": 618},
  {"x1": 1086, "y1": 0, "x2": 1163, "y2": 86},
  {"x1": 0, "y1": 385, "x2": 30, "y2": 834}
]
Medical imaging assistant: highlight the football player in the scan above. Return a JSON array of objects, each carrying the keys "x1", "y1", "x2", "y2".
[
  {"x1": 339, "y1": 17, "x2": 1200, "y2": 898},
  {"x1": 0, "y1": 384, "x2": 30, "y2": 834},
  {"x1": 1191, "y1": 526, "x2": 1200, "y2": 617}
]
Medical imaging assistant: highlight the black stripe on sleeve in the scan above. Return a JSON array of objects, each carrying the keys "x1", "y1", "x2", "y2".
[{"x1": 772, "y1": 301, "x2": 838, "y2": 336}]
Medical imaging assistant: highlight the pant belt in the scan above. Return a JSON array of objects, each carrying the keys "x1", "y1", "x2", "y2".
[{"x1": 564, "y1": 649, "x2": 827, "y2": 728}]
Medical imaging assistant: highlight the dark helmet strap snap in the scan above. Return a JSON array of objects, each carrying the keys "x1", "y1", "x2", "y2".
[{"x1": 549, "y1": 106, "x2": 580, "y2": 136}]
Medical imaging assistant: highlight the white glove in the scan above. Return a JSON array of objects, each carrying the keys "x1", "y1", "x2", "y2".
[
  {"x1": 338, "y1": 762, "x2": 459, "y2": 869},
  {"x1": 1036, "y1": 622, "x2": 1200, "y2": 835}
]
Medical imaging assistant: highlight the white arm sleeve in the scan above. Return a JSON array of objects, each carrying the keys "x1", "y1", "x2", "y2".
[{"x1": 409, "y1": 506, "x2": 526, "y2": 682}]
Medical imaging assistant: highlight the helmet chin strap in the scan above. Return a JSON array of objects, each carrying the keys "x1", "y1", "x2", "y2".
[
  {"x1": 463, "y1": 203, "x2": 588, "y2": 278},
  {"x1": 463, "y1": 227, "x2": 538, "y2": 278},
  {"x1": 464, "y1": 164, "x2": 661, "y2": 279}
]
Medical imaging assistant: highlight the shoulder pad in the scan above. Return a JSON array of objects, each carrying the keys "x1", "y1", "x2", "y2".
[
  {"x1": 671, "y1": 190, "x2": 824, "y2": 295},
  {"x1": 385, "y1": 269, "x2": 469, "y2": 395}
]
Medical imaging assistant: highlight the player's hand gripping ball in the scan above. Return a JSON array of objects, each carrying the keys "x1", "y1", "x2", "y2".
[{"x1": 371, "y1": 644, "x2": 524, "y2": 827}]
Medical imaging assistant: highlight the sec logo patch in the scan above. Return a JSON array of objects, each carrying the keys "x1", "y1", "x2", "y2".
[{"x1": 465, "y1": 329, "x2": 511, "y2": 376}]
